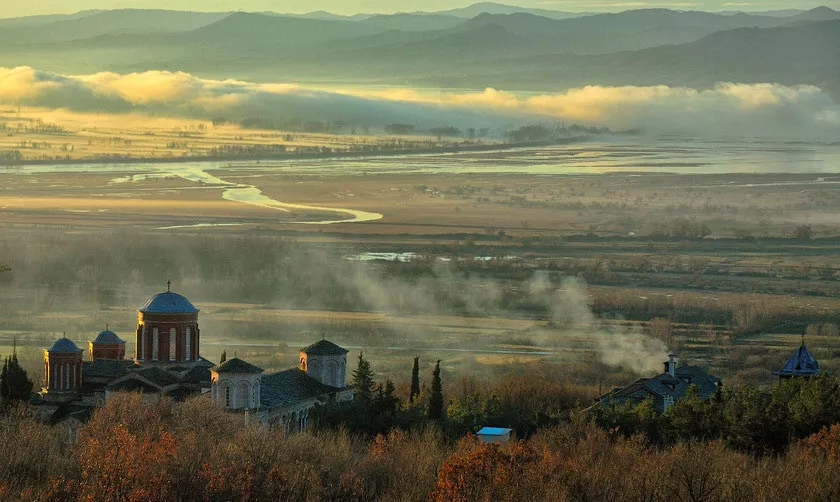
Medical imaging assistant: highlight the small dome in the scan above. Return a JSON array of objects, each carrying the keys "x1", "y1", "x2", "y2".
[
  {"x1": 93, "y1": 329, "x2": 125, "y2": 344},
  {"x1": 139, "y1": 291, "x2": 199, "y2": 314},
  {"x1": 47, "y1": 338, "x2": 82, "y2": 353}
]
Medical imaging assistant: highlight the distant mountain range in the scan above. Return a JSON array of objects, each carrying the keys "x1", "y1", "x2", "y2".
[{"x1": 0, "y1": 4, "x2": 837, "y2": 96}]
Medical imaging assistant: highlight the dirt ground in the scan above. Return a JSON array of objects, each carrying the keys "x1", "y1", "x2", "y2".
[{"x1": 1, "y1": 149, "x2": 839, "y2": 392}]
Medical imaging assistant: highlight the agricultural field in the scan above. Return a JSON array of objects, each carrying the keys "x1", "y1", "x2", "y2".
[
  {"x1": 0, "y1": 108, "x2": 455, "y2": 163},
  {"x1": 1, "y1": 142, "x2": 839, "y2": 393}
]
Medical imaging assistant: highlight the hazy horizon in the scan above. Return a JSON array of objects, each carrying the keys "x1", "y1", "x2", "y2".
[{"x1": 2, "y1": 0, "x2": 838, "y2": 18}]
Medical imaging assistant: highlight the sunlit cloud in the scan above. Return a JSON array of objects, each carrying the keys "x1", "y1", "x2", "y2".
[{"x1": 0, "y1": 66, "x2": 837, "y2": 139}]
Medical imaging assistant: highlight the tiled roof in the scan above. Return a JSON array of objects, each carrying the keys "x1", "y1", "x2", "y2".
[
  {"x1": 775, "y1": 343, "x2": 821, "y2": 377},
  {"x1": 301, "y1": 339, "x2": 348, "y2": 356},
  {"x1": 93, "y1": 330, "x2": 125, "y2": 344},
  {"x1": 180, "y1": 365, "x2": 212, "y2": 384},
  {"x1": 29, "y1": 401, "x2": 93, "y2": 425},
  {"x1": 213, "y1": 358, "x2": 264, "y2": 374},
  {"x1": 598, "y1": 364, "x2": 721, "y2": 412},
  {"x1": 47, "y1": 338, "x2": 82, "y2": 353},
  {"x1": 82, "y1": 359, "x2": 135, "y2": 378},
  {"x1": 139, "y1": 291, "x2": 199, "y2": 314},
  {"x1": 261, "y1": 369, "x2": 346, "y2": 408},
  {"x1": 135, "y1": 367, "x2": 179, "y2": 387},
  {"x1": 110, "y1": 379, "x2": 160, "y2": 393}
]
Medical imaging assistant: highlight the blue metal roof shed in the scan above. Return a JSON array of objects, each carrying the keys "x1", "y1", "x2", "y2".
[{"x1": 477, "y1": 427, "x2": 513, "y2": 443}]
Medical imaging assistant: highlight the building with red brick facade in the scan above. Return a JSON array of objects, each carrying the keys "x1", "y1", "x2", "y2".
[
  {"x1": 32, "y1": 286, "x2": 352, "y2": 434},
  {"x1": 89, "y1": 328, "x2": 126, "y2": 361},
  {"x1": 31, "y1": 286, "x2": 214, "y2": 424}
]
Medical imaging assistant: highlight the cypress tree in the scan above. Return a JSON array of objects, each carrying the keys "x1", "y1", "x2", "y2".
[
  {"x1": 383, "y1": 379, "x2": 399, "y2": 413},
  {"x1": 220, "y1": 350, "x2": 227, "y2": 364},
  {"x1": 410, "y1": 356, "x2": 420, "y2": 403},
  {"x1": 0, "y1": 352, "x2": 33, "y2": 408},
  {"x1": 428, "y1": 360, "x2": 444, "y2": 420},
  {"x1": 353, "y1": 351, "x2": 375, "y2": 403}
]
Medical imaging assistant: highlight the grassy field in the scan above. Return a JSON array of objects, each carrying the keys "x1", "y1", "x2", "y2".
[
  {"x1": 1, "y1": 128, "x2": 838, "y2": 395},
  {"x1": 0, "y1": 108, "x2": 456, "y2": 162}
]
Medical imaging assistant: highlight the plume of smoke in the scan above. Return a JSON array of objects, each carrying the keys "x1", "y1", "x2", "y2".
[
  {"x1": 526, "y1": 273, "x2": 669, "y2": 374},
  {"x1": 329, "y1": 258, "x2": 668, "y2": 374}
]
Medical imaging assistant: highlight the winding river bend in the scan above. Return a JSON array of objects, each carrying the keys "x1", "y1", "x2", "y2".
[{"x1": 114, "y1": 163, "x2": 384, "y2": 226}]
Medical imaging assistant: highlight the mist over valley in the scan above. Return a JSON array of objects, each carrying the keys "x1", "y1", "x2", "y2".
[{"x1": 1, "y1": 4, "x2": 840, "y2": 500}]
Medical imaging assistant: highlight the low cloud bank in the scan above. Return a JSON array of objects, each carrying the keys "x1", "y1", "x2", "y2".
[{"x1": 1, "y1": 66, "x2": 837, "y2": 139}]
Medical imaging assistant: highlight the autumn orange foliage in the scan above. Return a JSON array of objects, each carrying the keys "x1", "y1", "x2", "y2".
[
  {"x1": 430, "y1": 436, "x2": 539, "y2": 502},
  {"x1": 4, "y1": 393, "x2": 840, "y2": 501}
]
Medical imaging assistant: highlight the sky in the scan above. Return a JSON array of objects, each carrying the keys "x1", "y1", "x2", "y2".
[{"x1": 2, "y1": 0, "x2": 837, "y2": 17}]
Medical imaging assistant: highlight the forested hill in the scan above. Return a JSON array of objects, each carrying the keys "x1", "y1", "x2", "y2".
[{"x1": 0, "y1": 5, "x2": 836, "y2": 94}]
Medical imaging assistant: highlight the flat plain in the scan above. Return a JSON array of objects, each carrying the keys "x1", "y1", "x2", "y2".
[{"x1": 2, "y1": 113, "x2": 840, "y2": 393}]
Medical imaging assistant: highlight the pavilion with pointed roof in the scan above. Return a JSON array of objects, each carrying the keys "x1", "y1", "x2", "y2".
[{"x1": 774, "y1": 337, "x2": 821, "y2": 379}]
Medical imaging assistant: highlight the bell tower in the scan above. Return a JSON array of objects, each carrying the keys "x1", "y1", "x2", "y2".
[
  {"x1": 136, "y1": 282, "x2": 200, "y2": 363},
  {"x1": 299, "y1": 339, "x2": 348, "y2": 388},
  {"x1": 44, "y1": 336, "x2": 84, "y2": 393}
]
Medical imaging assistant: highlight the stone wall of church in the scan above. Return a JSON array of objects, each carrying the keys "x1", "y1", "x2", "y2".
[
  {"x1": 300, "y1": 353, "x2": 347, "y2": 388},
  {"x1": 210, "y1": 372, "x2": 261, "y2": 410},
  {"x1": 261, "y1": 387, "x2": 353, "y2": 435}
]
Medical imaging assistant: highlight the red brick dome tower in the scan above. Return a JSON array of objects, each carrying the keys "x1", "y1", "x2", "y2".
[
  {"x1": 135, "y1": 282, "x2": 200, "y2": 363},
  {"x1": 89, "y1": 325, "x2": 126, "y2": 361},
  {"x1": 44, "y1": 336, "x2": 83, "y2": 393}
]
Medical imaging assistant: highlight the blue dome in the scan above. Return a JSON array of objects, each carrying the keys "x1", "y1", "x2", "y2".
[
  {"x1": 93, "y1": 329, "x2": 125, "y2": 344},
  {"x1": 48, "y1": 338, "x2": 82, "y2": 353},
  {"x1": 139, "y1": 291, "x2": 199, "y2": 314}
]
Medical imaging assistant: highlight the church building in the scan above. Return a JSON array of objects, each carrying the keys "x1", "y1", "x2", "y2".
[
  {"x1": 209, "y1": 339, "x2": 353, "y2": 433},
  {"x1": 31, "y1": 285, "x2": 353, "y2": 433}
]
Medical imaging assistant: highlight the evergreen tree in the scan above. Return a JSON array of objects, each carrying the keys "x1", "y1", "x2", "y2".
[
  {"x1": 428, "y1": 360, "x2": 444, "y2": 420},
  {"x1": 410, "y1": 356, "x2": 421, "y2": 403},
  {"x1": 379, "y1": 379, "x2": 399, "y2": 414},
  {"x1": 353, "y1": 351, "x2": 375, "y2": 403},
  {"x1": 220, "y1": 350, "x2": 227, "y2": 364},
  {"x1": 0, "y1": 352, "x2": 33, "y2": 408}
]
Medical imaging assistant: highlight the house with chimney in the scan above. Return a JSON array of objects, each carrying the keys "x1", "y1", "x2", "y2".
[{"x1": 595, "y1": 355, "x2": 721, "y2": 413}]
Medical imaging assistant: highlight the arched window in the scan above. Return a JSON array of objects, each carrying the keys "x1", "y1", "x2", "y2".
[
  {"x1": 169, "y1": 328, "x2": 177, "y2": 361},
  {"x1": 152, "y1": 328, "x2": 159, "y2": 360},
  {"x1": 185, "y1": 327, "x2": 191, "y2": 361},
  {"x1": 253, "y1": 380, "x2": 260, "y2": 408},
  {"x1": 138, "y1": 325, "x2": 145, "y2": 360},
  {"x1": 310, "y1": 359, "x2": 323, "y2": 379},
  {"x1": 236, "y1": 382, "x2": 250, "y2": 409},
  {"x1": 326, "y1": 360, "x2": 338, "y2": 387}
]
